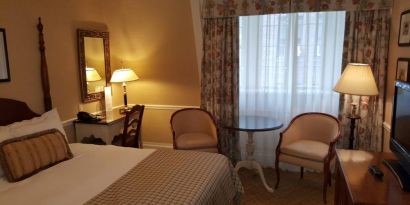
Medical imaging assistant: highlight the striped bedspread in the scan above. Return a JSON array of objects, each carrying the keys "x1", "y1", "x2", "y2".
[{"x1": 85, "y1": 149, "x2": 243, "y2": 205}]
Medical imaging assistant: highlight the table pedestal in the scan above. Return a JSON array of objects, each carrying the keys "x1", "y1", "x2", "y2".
[{"x1": 235, "y1": 131, "x2": 274, "y2": 193}]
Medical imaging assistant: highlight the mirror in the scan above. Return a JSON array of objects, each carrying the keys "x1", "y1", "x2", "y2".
[{"x1": 77, "y1": 29, "x2": 110, "y2": 103}]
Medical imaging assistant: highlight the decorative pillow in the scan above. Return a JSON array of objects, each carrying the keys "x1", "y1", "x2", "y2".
[
  {"x1": 0, "y1": 108, "x2": 66, "y2": 179},
  {"x1": 0, "y1": 129, "x2": 73, "y2": 182}
]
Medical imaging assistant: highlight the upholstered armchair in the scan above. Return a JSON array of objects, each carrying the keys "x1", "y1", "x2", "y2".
[
  {"x1": 275, "y1": 112, "x2": 341, "y2": 204},
  {"x1": 170, "y1": 108, "x2": 219, "y2": 153}
]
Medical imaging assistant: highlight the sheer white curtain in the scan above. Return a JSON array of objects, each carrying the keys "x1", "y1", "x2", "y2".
[{"x1": 239, "y1": 11, "x2": 346, "y2": 167}]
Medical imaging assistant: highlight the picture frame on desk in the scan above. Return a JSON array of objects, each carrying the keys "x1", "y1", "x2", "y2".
[{"x1": 397, "y1": 58, "x2": 410, "y2": 82}]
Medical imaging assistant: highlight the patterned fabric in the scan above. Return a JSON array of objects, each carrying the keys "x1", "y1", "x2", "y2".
[
  {"x1": 0, "y1": 129, "x2": 73, "y2": 182},
  {"x1": 203, "y1": 0, "x2": 290, "y2": 18},
  {"x1": 292, "y1": 0, "x2": 392, "y2": 12},
  {"x1": 202, "y1": 0, "x2": 392, "y2": 18},
  {"x1": 339, "y1": 9, "x2": 390, "y2": 151},
  {"x1": 201, "y1": 17, "x2": 241, "y2": 163},
  {"x1": 86, "y1": 150, "x2": 244, "y2": 205}
]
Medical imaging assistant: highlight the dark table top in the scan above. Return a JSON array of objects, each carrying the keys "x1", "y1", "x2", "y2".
[
  {"x1": 225, "y1": 116, "x2": 283, "y2": 132},
  {"x1": 74, "y1": 108, "x2": 126, "y2": 125}
]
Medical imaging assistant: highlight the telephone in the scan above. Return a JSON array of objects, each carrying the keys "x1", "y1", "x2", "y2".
[{"x1": 77, "y1": 112, "x2": 101, "y2": 122}]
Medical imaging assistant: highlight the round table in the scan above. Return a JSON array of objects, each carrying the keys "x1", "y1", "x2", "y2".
[{"x1": 225, "y1": 116, "x2": 283, "y2": 193}]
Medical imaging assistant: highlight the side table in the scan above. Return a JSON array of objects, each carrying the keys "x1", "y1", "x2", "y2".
[{"x1": 225, "y1": 116, "x2": 283, "y2": 192}]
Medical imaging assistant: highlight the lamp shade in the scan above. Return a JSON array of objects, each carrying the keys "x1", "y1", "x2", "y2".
[
  {"x1": 110, "y1": 68, "x2": 139, "y2": 83},
  {"x1": 333, "y1": 63, "x2": 379, "y2": 96},
  {"x1": 86, "y1": 67, "x2": 102, "y2": 82}
]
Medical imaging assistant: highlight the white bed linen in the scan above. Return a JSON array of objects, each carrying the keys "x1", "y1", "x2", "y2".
[{"x1": 0, "y1": 143, "x2": 156, "y2": 205}]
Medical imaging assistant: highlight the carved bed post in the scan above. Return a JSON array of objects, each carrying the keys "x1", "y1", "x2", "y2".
[{"x1": 37, "y1": 17, "x2": 52, "y2": 111}]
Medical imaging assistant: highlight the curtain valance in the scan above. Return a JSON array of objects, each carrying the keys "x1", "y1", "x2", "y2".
[{"x1": 202, "y1": 0, "x2": 393, "y2": 18}]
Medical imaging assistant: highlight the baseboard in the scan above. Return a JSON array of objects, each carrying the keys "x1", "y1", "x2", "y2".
[{"x1": 143, "y1": 141, "x2": 173, "y2": 149}]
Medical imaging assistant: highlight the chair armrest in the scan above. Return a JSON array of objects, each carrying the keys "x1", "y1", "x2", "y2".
[
  {"x1": 326, "y1": 132, "x2": 342, "y2": 162},
  {"x1": 276, "y1": 125, "x2": 303, "y2": 154},
  {"x1": 280, "y1": 124, "x2": 304, "y2": 145}
]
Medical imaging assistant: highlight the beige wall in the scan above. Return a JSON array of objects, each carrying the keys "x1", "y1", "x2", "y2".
[
  {"x1": 384, "y1": 0, "x2": 410, "y2": 152},
  {"x1": 0, "y1": 0, "x2": 200, "y2": 144}
]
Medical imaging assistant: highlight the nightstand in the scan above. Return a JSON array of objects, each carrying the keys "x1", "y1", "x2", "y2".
[{"x1": 74, "y1": 110, "x2": 126, "y2": 145}]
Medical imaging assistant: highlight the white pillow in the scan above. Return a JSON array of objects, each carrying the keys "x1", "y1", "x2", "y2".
[
  {"x1": 0, "y1": 108, "x2": 66, "y2": 142},
  {"x1": 0, "y1": 108, "x2": 67, "y2": 178}
]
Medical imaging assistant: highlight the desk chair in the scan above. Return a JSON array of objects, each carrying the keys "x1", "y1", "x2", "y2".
[{"x1": 112, "y1": 105, "x2": 145, "y2": 148}]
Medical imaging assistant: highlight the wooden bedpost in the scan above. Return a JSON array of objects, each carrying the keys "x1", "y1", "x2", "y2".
[{"x1": 37, "y1": 17, "x2": 52, "y2": 111}]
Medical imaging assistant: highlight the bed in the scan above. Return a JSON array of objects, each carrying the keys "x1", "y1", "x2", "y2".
[{"x1": 0, "y1": 19, "x2": 243, "y2": 205}]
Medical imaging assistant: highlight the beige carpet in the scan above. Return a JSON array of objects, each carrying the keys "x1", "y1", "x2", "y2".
[{"x1": 239, "y1": 168, "x2": 334, "y2": 205}]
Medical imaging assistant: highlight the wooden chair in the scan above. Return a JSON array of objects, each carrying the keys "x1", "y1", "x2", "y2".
[
  {"x1": 170, "y1": 108, "x2": 219, "y2": 153},
  {"x1": 112, "y1": 105, "x2": 145, "y2": 148},
  {"x1": 275, "y1": 112, "x2": 341, "y2": 204}
]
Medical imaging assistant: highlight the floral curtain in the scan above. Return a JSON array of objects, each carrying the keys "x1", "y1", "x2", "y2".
[
  {"x1": 202, "y1": 0, "x2": 392, "y2": 18},
  {"x1": 339, "y1": 9, "x2": 390, "y2": 151},
  {"x1": 201, "y1": 17, "x2": 241, "y2": 162},
  {"x1": 200, "y1": 0, "x2": 392, "y2": 157}
]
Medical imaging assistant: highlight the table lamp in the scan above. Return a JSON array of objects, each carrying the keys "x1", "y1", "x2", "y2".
[
  {"x1": 85, "y1": 67, "x2": 102, "y2": 93},
  {"x1": 110, "y1": 68, "x2": 139, "y2": 112},
  {"x1": 333, "y1": 63, "x2": 379, "y2": 149},
  {"x1": 86, "y1": 67, "x2": 102, "y2": 82}
]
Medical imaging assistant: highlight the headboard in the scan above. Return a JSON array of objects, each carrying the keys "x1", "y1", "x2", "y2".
[{"x1": 0, "y1": 98, "x2": 39, "y2": 126}]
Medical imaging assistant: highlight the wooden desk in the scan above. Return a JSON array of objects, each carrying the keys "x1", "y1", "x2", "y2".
[
  {"x1": 335, "y1": 149, "x2": 410, "y2": 205},
  {"x1": 74, "y1": 109, "x2": 125, "y2": 144}
]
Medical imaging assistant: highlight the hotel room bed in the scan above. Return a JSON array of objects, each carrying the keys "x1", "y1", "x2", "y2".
[
  {"x1": 0, "y1": 143, "x2": 242, "y2": 205},
  {"x1": 0, "y1": 98, "x2": 243, "y2": 204}
]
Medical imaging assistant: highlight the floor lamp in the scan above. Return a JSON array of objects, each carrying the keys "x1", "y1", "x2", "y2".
[
  {"x1": 110, "y1": 68, "x2": 139, "y2": 113},
  {"x1": 333, "y1": 63, "x2": 379, "y2": 149}
]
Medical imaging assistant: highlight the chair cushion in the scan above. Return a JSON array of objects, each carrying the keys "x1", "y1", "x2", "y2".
[
  {"x1": 176, "y1": 133, "x2": 217, "y2": 150},
  {"x1": 281, "y1": 140, "x2": 329, "y2": 162}
]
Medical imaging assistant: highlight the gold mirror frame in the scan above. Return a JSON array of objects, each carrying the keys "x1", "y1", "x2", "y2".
[{"x1": 77, "y1": 29, "x2": 111, "y2": 103}]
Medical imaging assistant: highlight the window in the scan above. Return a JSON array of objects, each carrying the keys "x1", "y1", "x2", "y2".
[
  {"x1": 239, "y1": 11, "x2": 346, "y2": 165},
  {"x1": 239, "y1": 11, "x2": 346, "y2": 119}
]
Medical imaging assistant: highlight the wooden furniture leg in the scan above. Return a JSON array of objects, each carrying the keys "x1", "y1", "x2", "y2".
[
  {"x1": 328, "y1": 171, "x2": 332, "y2": 187},
  {"x1": 300, "y1": 167, "x2": 304, "y2": 179},
  {"x1": 323, "y1": 163, "x2": 330, "y2": 204},
  {"x1": 37, "y1": 17, "x2": 52, "y2": 111},
  {"x1": 275, "y1": 150, "x2": 280, "y2": 189}
]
